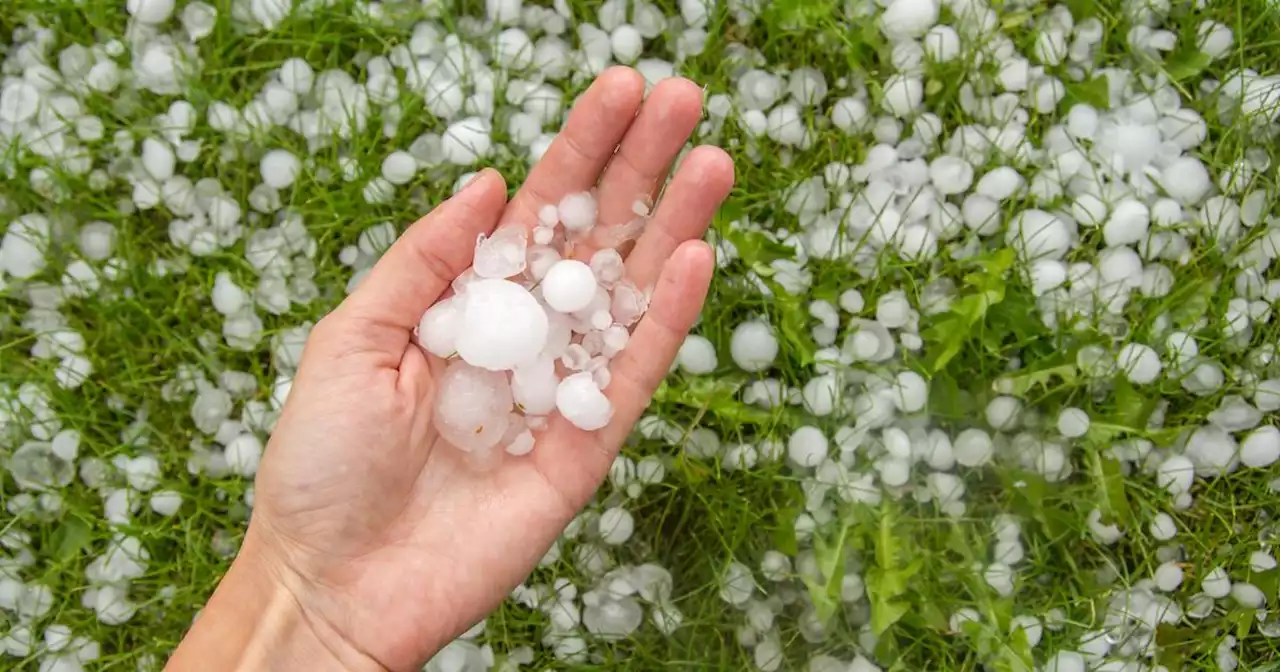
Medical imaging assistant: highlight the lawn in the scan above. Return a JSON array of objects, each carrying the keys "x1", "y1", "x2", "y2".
[{"x1": 2, "y1": 0, "x2": 1280, "y2": 670}]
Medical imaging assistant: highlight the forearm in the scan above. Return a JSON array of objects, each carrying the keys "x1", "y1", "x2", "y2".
[{"x1": 166, "y1": 532, "x2": 386, "y2": 672}]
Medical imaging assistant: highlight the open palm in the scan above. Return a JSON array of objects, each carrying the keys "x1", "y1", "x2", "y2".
[{"x1": 246, "y1": 67, "x2": 734, "y2": 671}]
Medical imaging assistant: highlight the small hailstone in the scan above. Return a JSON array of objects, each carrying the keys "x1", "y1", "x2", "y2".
[
  {"x1": 127, "y1": 0, "x2": 175, "y2": 24},
  {"x1": 149, "y1": 490, "x2": 182, "y2": 516},
  {"x1": 542, "y1": 260, "x2": 598, "y2": 313},
  {"x1": 985, "y1": 396, "x2": 1021, "y2": 431},
  {"x1": 556, "y1": 372, "x2": 613, "y2": 431},
  {"x1": 1117, "y1": 343, "x2": 1161, "y2": 384},
  {"x1": 730, "y1": 320, "x2": 778, "y2": 372},
  {"x1": 929, "y1": 156, "x2": 973, "y2": 195},
  {"x1": 953, "y1": 428, "x2": 993, "y2": 467},
  {"x1": 880, "y1": 0, "x2": 939, "y2": 39},
  {"x1": 802, "y1": 375, "x2": 840, "y2": 415},
  {"x1": 1201, "y1": 566, "x2": 1231, "y2": 598},
  {"x1": 881, "y1": 75, "x2": 923, "y2": 117},
  {"x1": 610, "y1": 25, "x2": 644, "y2": 63},
  {"x1": 381, "y1": 151, "x2": 417, "y2": 185},
  {"x1": 891, "y1": 371, "x2": 928, "y2": 413},
  {"x1": 557, "y1": 192, "x2": 598, "y2": 232},
  {"x1": 598, "y1": 507, "x2": 634, "y2": 545},
  {"x1": 442, "y1": 117, "x2": 493, "y2": 165},
  {"x1": 1250, "y1": 551, "x2": 1277, "y2": 573},
  {"x1": 788, "y1": 426, "x2": 828, "y2": 468},
  {"x1": 1150, "y1": 513, "x2": 1177, "y2": 540},
  {"x1": 1239, "y1": 426, "x2": 1280, "y2": 468},
  {"x1": 1232, "y1": 583, "x2": 1265, "y2": 609},
  {"x1": 1159, "y1": 157, "x2": 1211, "y2": 206},
  {"x1": 1057, "y1": 407, "x2": 1090, "y2": 438},
  {"x1": 141, "y1": 138, "x2": 176, "y2": 182},
  {"x1": 838, "y1": 289, "x2": 865, "y2": 313},
  {"x1": 473, "y1": 227, "x2": 529, "y2": 279},
  {"x1": 224, "y1": 434, "x2": 263, "y2": 476},
  {"x1": 455, "y1": 279, "x2": 549, "y2": 371},
  {"x1": 975, "y1": 167, "x2": 1024, "y2": 201},
  {"x1": 259, "y1": 150, "x2": 300, "y2": 191},
  {"x1": 677, "y1": 335, "x2": 718, "y2": 375},
  {"x1": 1154, "y1": 561, "x2": 1183, "y2": 591},
  {"x1": 720, "y1": 562, "x2": 755, "y2": 606},
  {"x1": 875, "y1": 291, "x2": 912, "y2": 329}
]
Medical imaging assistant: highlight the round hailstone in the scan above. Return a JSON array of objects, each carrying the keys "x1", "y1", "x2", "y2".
[
  {"x1": 1056, "y1": 407, "x2": 1090, "y2": 438},
  {"x1": 610, "y1": 25, "x2": 644, "y2": 63},
  {"x1": 127, "y1": 0, "x2": 174, "y2": 23},
  {"x1": 1253, "y1": 379, "x2": 1280, "y2": 412},
  {"x1": 278, "y1": 58, "x2": 314, "y2": 94},
  {"x1": 224, "y1": 433, "x2": 263, "y2": 476},
  {"x1": 1185, "y1": 426, "x2": 1238, "y2": 476},
  {"x1": 1202, "y1": 567, "x2": 1231, "y2": 598},
  {"x1": 1008, "y1": 209, "x2": 1070, "y2": 261},
  {"x1": 975, "y1": 167, "x2": 1024, "y2": 201},
  {"x1": 802, "y1": 374, "x2": 840, "y2": 415},
  {"x1": 677, "y1": 335, "x2": 718, "y2": 375},
  {"x1": 0, "y1": 80, "x2": 41, "y2": 125},
  {"x1": 598, "y1": 507, "x2": 635, "y2": 545},
  {"x1": 542, "y1": 260, "x2": 598, "y2": 313},
  {"x1": 1159, "y1": 156, "x2": 1211, "y2": 206},
  {"x1": 435, "y1": 361, "x2": 514, "y2": 452},
  {"x1": 1150, "y1": 513, "x2": 1177, "y2": 540},
  {"x1": 260, "y1": 149, "x2": 301, "y2": 190},
  {"x1": 1009, "y1": 615, "x2": 1043, "y2": 648},
  {"x1": 953, "y1": 428, "x2": 993, "y2": 467},
  {"x1": 929, "y1": 155, "x2": 973, "y2": 195},
  {"x1": 1240, "y1": 426, "x2": 1280, "y2": 468},
  {"x1": 141, "y1": 138, "x2": 176, "y2": 182},
  {"x1": 1117, "y1": 343, "x2": 1161, "y2": 384},
  {"x1": 417, "y1": 296, "x2": 462, "y2": 358},
  {"x1": 381, "y1": 151, "x2": 417, "y2": 185},
  {"x1": 1103, "y1": 199, "x2": 1150, "y2": 247},
  {"x1": 558, "y1": 192, "x2": 597, "y2": 232},
  {"x1": 881, "y1": 75, "x2": 923, "y2": 117},
  {"x1": 788, "y1": 426, "x2": 828, "y2": 468},
  {"x1": 880, "y1": 0, "x2": 939, "y2": 39},
  {"x1": 1156, "y1": 455, "x2": 1195, "y2": 495},
  {"x1": 985, "y1": 396, "x2": 1021, "y2": 431},
  {"x1": 1154, "y1": 561, "x2": 1183, "y2": 592},
  {"x1": 730, "y1": 320, "x2": 779, "y2": 372},
  {"x1": 150, "y1": 491, "x2": 183, "y2": 516},
  {"x1": 455, "y1": 279, "x2": 549, "y2": 371},
  {"x1": 441, "y1": 117, "x2": 493, "y2": 165},
  {"x1": 556, "y1": 372, "x2": 613, "y2": 431},
  {"x1": 892, "y1": 371, "x2": 928, "y2": 413}
]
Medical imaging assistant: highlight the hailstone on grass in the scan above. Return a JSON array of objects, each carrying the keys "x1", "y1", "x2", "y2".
[{"x1": 677, "y1": 335, "x2": 717, "y2": 375}]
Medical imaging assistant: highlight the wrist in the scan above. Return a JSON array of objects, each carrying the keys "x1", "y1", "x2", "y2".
[{"x1": 167, "y1": 528, "x2": 387, "y2": 672}]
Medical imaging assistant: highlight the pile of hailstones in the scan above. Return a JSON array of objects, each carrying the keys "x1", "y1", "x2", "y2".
[{"x1": 418, "y1": 189, "x2": 650, "y2": 459}]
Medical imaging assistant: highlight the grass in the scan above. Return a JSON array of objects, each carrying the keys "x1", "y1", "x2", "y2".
[{"x1": 3, "y1": 0, "x2": 1280, "y2": 670}]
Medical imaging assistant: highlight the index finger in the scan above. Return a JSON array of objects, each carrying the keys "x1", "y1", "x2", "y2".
[{"x1": 501, "y1": 67, "x2": 646, "y2": 229}]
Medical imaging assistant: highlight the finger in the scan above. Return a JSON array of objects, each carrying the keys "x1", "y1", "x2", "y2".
[
  {"x1": 502, "y1": 67, "x2": 646, "y2": 229},
  {"x1": 593, "y1": 77, "x2": 704, "y2": 233},
  {"x1": 532, "y1": 241, "x2": 715, "y2": 506},
  {"x1": 623, "y1": 146, "x2": 735, "y2": 288},
  {"x1": 340, "y1": 169, "x2": 507, "y2": 345}
]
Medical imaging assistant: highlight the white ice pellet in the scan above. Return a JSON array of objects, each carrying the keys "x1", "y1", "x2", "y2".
[
  {"x1": 1154, "y1": 561, "x2": 1183, "y2": 591},
  {"x1": 259, "y1": 149, "x2": 300, "y2": 191},
  {"x1": 1159, "y1": 157, "x2": 1211, "y2": 206},
  {"x1": 556, "y1": 372, "x2": 613, "y2": 431},
  {"x1": 1117, "y1": 343, "x2": 1162, "y2": 384},
  {"x1": 127, "y1": 0, "x2": 175, "y2": 24},
  {"x1": 929, "y1": 156, "x2": 973, "y2": 195},
  {"x1": 541, "y1": 259, "x2": 598, "y2": 313},
  {"x1": 880, "y1": 0, "x2": 938, "y2": 39},
  {"x1": 881, "y1": 75, "x2": 923, "y2": 117},
  {"x1": 729, "y1": 320, "x2": 778, "y2": 372},
  {"x1": 1150, "y1": 513, "x2": 1177, "y2": 540},
  {"x1": 1056, "y1": 407, "x2": 1090, "y2": 438},
  {"x1": 953, "y1": 428, "x2": 994, "y2": 467},
  {"x1": 455, "y1": 279, "x2": 549, "y2": 371},
  {"x1": 1240, "y1": 426, "x2": 1280, "y2": 468},
  {"x1": 598, "y1": 507, "x2": 635, "y2": 545},
  {"x1": 442, "y1": 117, "x2": 493, "y2": 165},
  {"x1": 788, "y1": 426, "x2": 828, "y2": 468},
  {"x1": 224, "y1": 433, "x2": 263, "y2": 476},
  {"x1": 381, "y1": 151, "x2": 417, "y2": 185},
  {"x1": 677, "y1": 335, "x2": 718, "y2": 375},
  {"x1": 558, "y1": 192, "x2": 598, "y2": 232},
  {"x1": 149, "y1": 490, "x2": 182, "y2": 516},
  {"x1": 1201, "y1": 566, "x2": 1231, "y2": 598}
]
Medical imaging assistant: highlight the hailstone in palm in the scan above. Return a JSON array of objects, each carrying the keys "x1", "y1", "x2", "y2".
[{"x1": 455, "y1": 279, "x2": 549, "y2": 371}]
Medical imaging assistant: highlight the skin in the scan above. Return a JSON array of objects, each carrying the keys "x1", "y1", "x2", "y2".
[{"x1": 166, "y1": 67, "x2": 734, "y2": 672}]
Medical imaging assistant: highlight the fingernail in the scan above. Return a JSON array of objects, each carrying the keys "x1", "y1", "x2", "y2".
[{"x1": 452, "y1": 169, "x2": 497, "y2": 198}]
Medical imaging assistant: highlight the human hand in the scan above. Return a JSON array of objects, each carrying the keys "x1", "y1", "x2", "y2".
[{"x1": 167, "y1": 67, "x2": 734, "y2": 672}]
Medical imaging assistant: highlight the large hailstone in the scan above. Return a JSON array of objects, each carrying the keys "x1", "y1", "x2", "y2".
[
  {"x1": 880, "y1": 0, "x2": 939, "y2": 39},
  {"x1": 434, "y1": 360, "x2": 514, "y2": 451},
  {"x1": 454, "y1": 279, "x2": 549, "y2": 371}
]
